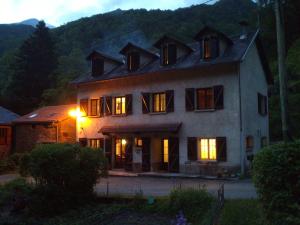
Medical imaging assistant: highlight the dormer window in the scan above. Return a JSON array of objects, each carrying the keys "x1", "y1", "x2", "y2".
[
  {"x1": 92, "y1": 58, "x2": 104, "y2": 76},
  {"x1": 201, "y1": 36, "x2": 219, "y2": 60},
  {"x1": 127, "y1": 52, "x2": 140, "y2": 72},
  {"x1": 161, "y1": 43, "x2": 177, "y2": 66}
]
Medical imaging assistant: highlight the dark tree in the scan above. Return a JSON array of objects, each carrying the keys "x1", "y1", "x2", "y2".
[{"x1": 6, "y1": 21, "x2": 57, "y2": 114}]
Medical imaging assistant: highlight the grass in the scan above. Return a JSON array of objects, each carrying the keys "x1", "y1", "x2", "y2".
[{"x1": 219, "y1": 199, "x2": 265, "y2": 225}]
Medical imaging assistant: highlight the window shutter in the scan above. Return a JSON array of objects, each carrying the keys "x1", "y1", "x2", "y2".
[
  {"x1": 214, "y1": 85, "x2": 224, "y2": 109},
  {"x1": 211, "y1": 37, "x2": 219, "y2": 58},
  {"x1": 187, "y1": 137, "x2": 197, "y2": 161},
  {"x1": 168, "y1": 44, "x2": 177, "y2": 65},
  {"x1": 185, "y1": 88, "x2": 195, "y2": 111},
  {"x1": 141, "y1": 93, "x2": 150, "y2": 114},
  {"x1": 80, "y1": 99, "x2": 88, "y2": 116},
  {"x1": 264, "y1": 96, "x2": 268, "y2": 115},
  {"x1": 105, "y1": 96, "x2": 112, "y2": 116},
  {"x1": 99, "y1": 138, "x2": 104, "y2": 150},
  {"x1": 125, "y1": 94, "x2": 133, "y2": 115},
  {"x1": 100, "y1": 97, "x2": 105, "y2": 117},
  {"x1": 258, "y1": 93, "x2": 262, "y2": 115},
  {"x1": 199, "y1": 39, "x2": 203, "y2": 59},
  {"x1": 166, "y1": 90, "x2": 174, "y2": 112},
  {"x1": 216, "y1": 137, "x2": 227, "y2": 162},
  {"x1": 105, "y1": 138, "x2": 112, "y2": 166}
]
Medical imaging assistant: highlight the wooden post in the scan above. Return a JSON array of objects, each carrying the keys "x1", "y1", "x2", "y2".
[{"x1": 274, "y1": 0, "x2": 290, "y2": 142}]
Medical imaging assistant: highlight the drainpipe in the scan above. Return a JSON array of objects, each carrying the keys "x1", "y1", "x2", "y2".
[{"x1": 238, "y1": 64, "x2": 245, "y2": 175}]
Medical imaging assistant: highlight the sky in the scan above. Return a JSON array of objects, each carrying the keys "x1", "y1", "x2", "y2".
[{"x1": 0, "y1": 0, "x2": 217, "y2": 27}]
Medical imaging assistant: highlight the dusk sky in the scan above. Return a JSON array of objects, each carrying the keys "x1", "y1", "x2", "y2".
[{"x1": 0, "y1": 0, "x2": 217, "y2": 27}]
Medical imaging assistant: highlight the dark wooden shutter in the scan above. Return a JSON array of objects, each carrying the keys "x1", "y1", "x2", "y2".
[
  {"x1": 166, "y1": 90, "x2": 174, "y2": 112},
  {"x1": 99, "y1": 138, "x2": 104, "y2": 150},
  {"x1": 105, "y1": 96, "x2": 112, "y2": 116},
  {"x1": 216, "y1": 137, "x2": 227, "y2": 162},
  {"x1": 258, "y1": 93, "x2": 262, "y2": 115},
  {"x1": 92, "y1": 58, "x2": 104, "y2": 76},
  {"x1": 80, "y1": 99, "x2": 88, "y2": 116},
  {"x1": 211, "y1": 37, "x2": 219, "y2": 58},
  {"x1": 125, "y1": 94, "x2": 133, "y2": 115},
  {"x1": 105, "y1": 138, "x2": 112, "y2": 168},
  {"x1": 169, "y1": 137, "x2": 179, "y2": 173},
  {"x1": 168, "y1": 44, "x2": 177, "y2": 65},
  {"x1": 214, "y1": 85, "x2": 224, "y2": 109},
  {"x1": 185, "y1": 88, "x2": 195, "y2": 111},
  {"x1": 141, "y1": 93, "x2": 150, "y2": 114},
  {"x1": 264, "y1": 96, "x2": 268, "y2": 115},
  {"x1": 199, "y1": 39, "x2": 203, "y2": 59},
  {"x1": 187, "y1": 137, "x2": 197, "y2": 161},
  {"x1": 100, "y1": 97, "x2": 105, "y2": 117}
]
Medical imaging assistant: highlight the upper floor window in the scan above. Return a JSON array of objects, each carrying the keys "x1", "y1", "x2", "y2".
[
  {"x1": 258, "y1": 93, "x2": 268, "y2": 116},
  {"x1": 201, "y1": 36, "x2": 219, "y2": 60},
  {"x1": 161, "y1": 44, "x2": 177, "y2": 66},
  {"x1": 127, "y1": 52, "x2": 140, "y2": 72},
  {"x1": 90, "y1": 99, "x2": 99, "y2": 116},
  {"x1": 92, "y1": 58, "x2": 104, "y2": 76},
  {"x1": 79, "y1": 99, "x2": 88, "y2": 117},
  {"x1": 114, "y1": 96, "x2": 126, "y2": 115},
  {"x1": 0, "y1": 128, "x2": 8, "y2": 145},
  {"x1": 197, "y1": 88, "x2": 214, "y2": 110},
  {"x1": 153, "y1": 93, "x2": 166, "y2": 113}
]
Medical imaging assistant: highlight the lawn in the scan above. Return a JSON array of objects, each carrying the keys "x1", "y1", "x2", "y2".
[{"x1": 219, "y1": 199, "x2": 265, "y2": 225}]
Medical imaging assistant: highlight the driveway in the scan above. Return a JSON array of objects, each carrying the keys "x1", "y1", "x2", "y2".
[{"x1": 95, "y1": 176, "x2": 257, "y2": 199}]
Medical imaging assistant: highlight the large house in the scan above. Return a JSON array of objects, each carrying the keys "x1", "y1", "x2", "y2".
[
  {"x1": 13, "y1": 105, "x2": 77, "y2": 152},
  {"x1": 0, "y1": 107, "x2": 19, "y2": 158},
  {"x1": 72, "y1": 26, "x2": 271, "y2": 176}
]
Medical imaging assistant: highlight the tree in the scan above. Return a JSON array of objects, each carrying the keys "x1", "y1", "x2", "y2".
[{"x1": 5, "y1": 21, "x2": 57, "y2": 114}]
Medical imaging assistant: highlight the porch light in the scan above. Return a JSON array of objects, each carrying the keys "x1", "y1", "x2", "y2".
[
  {"x1": 121, "y1": 139, "x2": 127, "y2": 145},
  {"x1": 69, "y1": 108, "x2": 87, "y2": 123}
]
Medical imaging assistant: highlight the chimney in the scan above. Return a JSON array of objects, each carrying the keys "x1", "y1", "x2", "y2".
[{"x1": 239, "y1": 20, "x2": 249, "y2": 40}]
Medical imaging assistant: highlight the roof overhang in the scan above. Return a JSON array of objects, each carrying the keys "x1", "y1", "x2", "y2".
[{"x1": 99, "y1": 123, "x2": 182, "y2": 135}]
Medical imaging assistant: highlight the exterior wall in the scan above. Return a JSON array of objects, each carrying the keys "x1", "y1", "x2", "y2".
[
  {"x1": 77, "y1": 64, "x2": 241, "y2": 175},
  {"x1": 0, "y1": 125, "x2": 12, "y2": 159},
  {"x1": 240, "y1": 43, "x2": 270, "y2": 169},
  {"x1": 58, "y1": 118, "x2": 76, "y2": 143}
]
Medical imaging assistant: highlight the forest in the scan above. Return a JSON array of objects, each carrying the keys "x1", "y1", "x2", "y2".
[{"x1": 0, "y1": 0, "x2": 299, "y2": 141}]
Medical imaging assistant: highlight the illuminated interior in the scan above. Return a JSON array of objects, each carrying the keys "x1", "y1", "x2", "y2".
[
  {"x1": 163, "y1": 139, "x2": 169, "y2": 163},
  {"x1": 199, "y1": 138, "x2": 216, "y2": 160},
  {"x1": 153, "y1": 93, "x2": 166, "y2": 112},
  {"x1": 116, "y1": 138, "x2": 127, "y2": 160},
  {"x1": 115, "y1": 97, "x2": 126, "y2": 115}
]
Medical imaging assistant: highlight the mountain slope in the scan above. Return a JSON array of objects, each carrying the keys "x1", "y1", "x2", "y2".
[{"x1": 20, "y1": 18, "x2": 55, "y2": 28}]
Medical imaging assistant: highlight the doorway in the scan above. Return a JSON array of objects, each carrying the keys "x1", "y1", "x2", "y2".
[
  {"x1": 114, "y1": 138, "x2": 133, "y2": 171},
  {"x1": 161, "y1": 137, "x2": 179, "y2": 173}
]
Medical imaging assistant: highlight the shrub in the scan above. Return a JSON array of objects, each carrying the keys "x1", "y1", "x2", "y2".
[
  {"x1": 0, "y1": 153, "x2": 26, "y2": 174},
  {"x1": 20, "y1": 143, "x2": 107, "y2": 215},
  {"x1": 252, "y1": 141, "x2": 300, "y2": 225}
]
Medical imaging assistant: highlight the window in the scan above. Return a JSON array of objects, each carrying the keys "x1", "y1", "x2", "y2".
[
  {"x1": 92, "y1": 58, "x2": 104, "y2": 76},
  {"x1": 203, "y1": 38, "x2": 212, "y2": 59},
  {"x1": 114, "y1": 96, "x2": 126, "y2": 115},
  {"x1": 127, "y1": 52, "x2": 140, "y2": 71},
  {"x1": 261, "y1": 137, "x2": 267, "y2": 148},
  {"x1": 161, "y1": 44, "x2": 177, "y2": 65},
  {"x1": 258, "y1": 93, "x2": 268, "y2": 116},
  {"x1": 246, "y1": 136, "x2": 254, "y2": 151},
  {"x1": 80, "y1": 99, "x2": 88, "y2": 116},
  {"x1": 90, "y1": 99, "x2": 99, "y2": 116},
  {"x1": 198, "y1": 138, "x2": 217, "y2": 161},
  {"x1": 0, "y1": 128, "x2": 8, "y2": 145},
  {"x1": 135, "y1": 138, "x2": 143, "y2": 147},
  {"x1": 197, "y1": 88, "x2": 214, "y2": 110},
  {"x1": 201, "y1": 37, "x2": 219, "y2": 60},
  {"x1": 163, "y1": 139, "x2": 169, "y2": 163},
  {"x1": 153, "y1": 93, "x2": 166, "y2": 112},
  {"x1": 88, "y1": 139, "x2": 103, "y2": 149}
]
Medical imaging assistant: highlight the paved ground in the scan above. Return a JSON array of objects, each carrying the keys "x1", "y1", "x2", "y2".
[
  {"x1": 0, "y1": 174, "x2": 257, "y2": 199},
  {"x1": 95, "y1": 176, "x2": 257, "y2": 199}
]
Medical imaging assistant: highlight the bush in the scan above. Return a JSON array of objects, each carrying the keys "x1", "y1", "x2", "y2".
[
  {"x1": 0, "y1": 153, "x2": 26, "y2": 174},
  {"x1": 252, "y1": 141, "x2": 300, "y2": 225},
  {"x1": 20, "y1": 143, "x2": 107, "y2": 215}
]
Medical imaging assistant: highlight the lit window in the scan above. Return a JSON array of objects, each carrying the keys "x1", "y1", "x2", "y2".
[
  {"x1": 89, "y1": 139, "x2": 102, "y2": 149},
  {"x1": 90, "y1": 99, "x2": 99, "y2": 116},
  {"x1": 163, "y1": 139, "x2": 169, "y2": 163},
  {"x1": 198, "y1": 138, "x2": 217, "y2": 161},
  {"x1": 246, "y1": 136, "x2": 254, "y2": 151},
  {"x1": 204, "y1": 38, "x2": 211, "y2": 59},
  {"x1": 0, "y1": 128, "x2": 8, "y2": 145},
  {"x1": 135, "y1": 138, "x2": 143, "y2": 147},
  {"x1": 153, "y1": 93, "x2": 166, "y2": 112},
  {"x1": 197, "y1": 88, "x2": 214, "y2": 110},
  {"x1": 115, "y1": 97, "x2": 126, "y2": 115},
  {"x1": 115, "y1": 138, "x2": 127, "y2": 160}
]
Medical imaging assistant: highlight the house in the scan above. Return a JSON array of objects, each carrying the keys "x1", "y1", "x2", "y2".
[
  {"x1": 0, "y1": 107, "x2": 19, "y2": 158},
  {"x1": 13, "y1": 104, "x2": 77, "y2": 152},
  {"x1": 71, "y1": 26, "x2": 272, "y2": 176}
]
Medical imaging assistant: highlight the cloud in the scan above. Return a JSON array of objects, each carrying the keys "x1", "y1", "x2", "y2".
[{"x1": 0, "y1": 0, "x2": 217, "y2": 26}]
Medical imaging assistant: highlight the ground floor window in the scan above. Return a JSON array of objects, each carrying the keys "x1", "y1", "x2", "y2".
[
  {"x1": 261, "y1": 137, "x2": 267, "y2": 148},
  {"x1": 198, "y1": 138, "x2": 216, "y2": 161},
  {"x1": 135, "y1": 138, "x2": 143, "y2": 147},
  {"x1": 246, "y1": 136, "x2": 254, "y2": 151},
  {"x1": 0, "y1": 128, "x2": 8, "y2": 145},
  {"x1": 163, "y1": 139, "x2": 169, "y2": 163},
  {"x1": 88, "y1": 139, "x2": 103, "y2": 149}
]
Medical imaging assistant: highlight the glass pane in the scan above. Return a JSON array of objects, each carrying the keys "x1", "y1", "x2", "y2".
[
  {"x1": 154, "y1": 94, "x2": 160, "y2": 112},
  {"x1": 200, "y1": 139, "x2": 209, "y2": 160},
  {"x1": 116, "y1": 139, "x2": 121, "y2": 157},
  {"x1": 115, "y1": 97, "x2": 121, "y2": 114},
  {"x1": 209, "y1": 139, "x2": 216, "y2": 160},
  {"x1": 197, "y1": 89, "x2": 206, "y2": 109},
  {"x1": 122, "y1": 97, "x2": 126, "y2": 114},
  {"x1": 160, "y1": 93, "x2": 166, "y2": 112},
  {"x1": 206, "y1": 89, "x2": 214, "y2": 109},
  {"x1": 121, "y1": 139, "x2": 126, "y2": 159},
  {"x1": 163, "y1": 139, "x2": 169, "y2": 163}
]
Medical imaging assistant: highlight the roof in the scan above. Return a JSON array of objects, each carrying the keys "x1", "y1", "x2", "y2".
[
  {"x1": 119, "y1": 42, "x2": 158, "y2": 58},
  {"x1": 0, "y1": 107, "x2": 19, "y2": 125},
  {"x1": 86, "y1": 50, "x2": 123, "y2": 64},
  {"x1": 99, "y1": 123, "x2": 182, "y2": 135},
  {"x1": 13, "y1": 104, "x2": 77, "y2": 124},
  {"x1": 153, "y1": 35, "x2": 194, "y2": 52},
  {"x1": 72, "y1": 29, "x2": 272, "y2": 85},
  {"x1": 194, "y1": 26, "x2": 233, "y2": 45}
]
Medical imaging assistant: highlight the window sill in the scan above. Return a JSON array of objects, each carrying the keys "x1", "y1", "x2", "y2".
[
  {"x1": 197, "y1": 160, "x2": 218, "y2": 164},
  {"x1": 88, "y1": 116, "x2": 100, "y2": 118},
  {"x1": 194, "y1": 109, "x2": 216, "y2": 112},
  {"x1": 111, "y1": 114, "x2": 128, "y2": 117},
  {"x1": 149, "y1": 111, "x2": 168, "y2": 115}
]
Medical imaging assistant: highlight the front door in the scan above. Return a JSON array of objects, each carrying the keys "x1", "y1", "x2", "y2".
[
  {"x1": 161, "y1": 137, "x2": 179, "y2": 173},
  {"x1": 115, "y1": 138, "x2": 133, "y2": 171},
  {"x1": 142, "y1": 137, "x2": 151, "y2": 172}
]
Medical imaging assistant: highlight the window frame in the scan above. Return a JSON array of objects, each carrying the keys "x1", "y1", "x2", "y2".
[
  {"x1": 152, "y1": 92, "x2": 167, "y2": 113},
  {"x1": 196, "y1": 87, "x2": 214, "y2": 110},
  {"x1": 114, "y1": 96, "x2": 126, "y2": 115},
  {"x1": 89, "y1": 99, "x2": 99, "y2": 117}
]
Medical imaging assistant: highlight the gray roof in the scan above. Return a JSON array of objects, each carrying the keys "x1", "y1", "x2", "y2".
[
  {"x1": 0, "y1": 106, "x2": 20, "y2": 125},
  {"x1": 72, "y1": 29, "x2": 272, "y2": 85}
]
